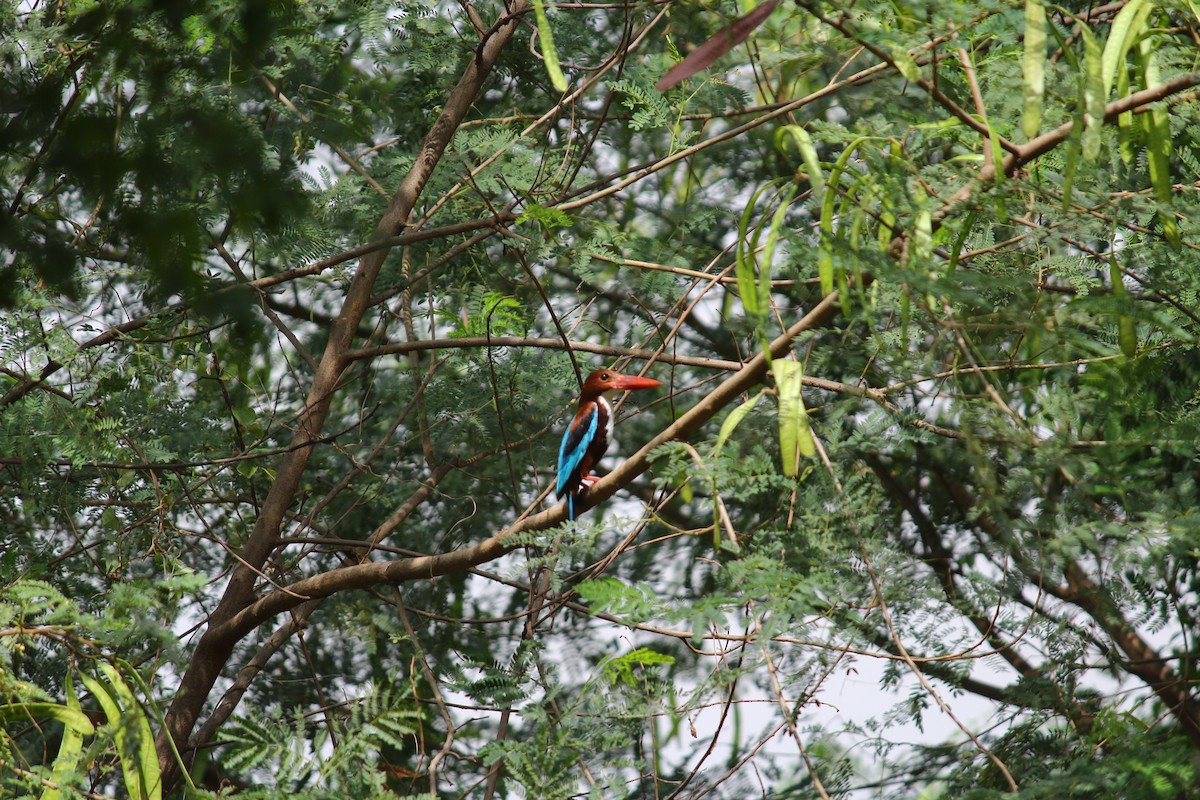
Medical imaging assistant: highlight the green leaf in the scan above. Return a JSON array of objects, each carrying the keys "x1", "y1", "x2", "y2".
[
  {"x1": 1101, "y1": 0, "x2": 1151, "y2": 97},
  {"x1": 1022, "y1": 0, "x2": 1046, "y2": 139},
  {"x1": 181, "y1": 15, "x2": 217, "y2": 55},
  {"x1": 0, "y1": 701, "x2": 95, "y2": 735},
  {"x1": 775, "y1": 124, "x2": 824, "y2": 203},
  {"x1": 576, "y1": 577, "x2": 659, "y2": 618},
  {"x1": 1109, "y1": 257, "x2": 1137, "y2": 358},
  {"x1": 80, "y1": 665, "x2": 162, "y2": 800},
  {"x1": 517, "y1": 203, "x2": 573, "y2": 229},
  {"x1": 714, "y1": 391, "x2": 765, "y2": 454},
  {"x1": 40, "y1": 674, "x2": 91, "y2": 800},
  {"x1": 531, "y1": 0, "x2": 569, "y2": 92},
  {"x1": 772, "y1": 360, "x2": 813, "y2": 477},
  {"x1": 1139, "y1": 38, "x2": 1181, "y2": 247},
  {"x1": 602, "y1": 647, "x2": 676, "y2": 687},
  {"x1": 1080, "y1": 25, "x2": 1104, "y2": 162},
  {"x1": 890, "y1": 45, "x2": 922, "y2": 83}
]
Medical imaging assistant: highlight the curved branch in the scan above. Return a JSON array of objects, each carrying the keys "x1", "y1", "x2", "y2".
[
  {"x1": 156, "y1": 1, "x2": 533, "y2": 785},
  {"x1": 211, "y1": 293, "x2": 843, "y2": 644},
  {"x1": 940, "y1": 69, "x2": 1200, "y2": 214}
]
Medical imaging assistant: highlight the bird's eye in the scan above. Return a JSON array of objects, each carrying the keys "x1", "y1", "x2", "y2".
[{"x1": 601, "y1": 372, "x2": 610, "y2": 380}]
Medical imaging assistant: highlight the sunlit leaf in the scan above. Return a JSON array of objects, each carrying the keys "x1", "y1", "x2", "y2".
[
  {"x1": 602, "y1": 647, "x2": 675, "y2": 687},
  {"x1": 1101, "y1": 0, "x2": 1151, "y2": 96},
  {"x1": 1022, "y1": 0, "x2": 1046, "y2": 139},
  {"x1": 1139, "y1": 37, "x2": 1181, "y2": 247},
  {"x1": 40, "y1": 674, "x2": 91, "y2": 800},
  {"x1": 531, "y1": 0, "x2": 569, "y2": 92},
  {"x1": 1080, "y1": 25, "x2": 1104, "y2": 162},
  {"x1": 714, "y1": 391, "x2": 765, "y2": 454},
  {"x1": 772, "y1": 360, "x2": 813, "y2": 478},
  {"x1": 891, "y1": 45, "x2": 922, "y2": 83},
  {"x1": 776, "y1": 124, "x2": 825, "y2": 203}
]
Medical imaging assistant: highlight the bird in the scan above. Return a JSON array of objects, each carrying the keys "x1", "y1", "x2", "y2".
[{"x1": 556, "y1": 368, "x2": 662, "y2": 520}]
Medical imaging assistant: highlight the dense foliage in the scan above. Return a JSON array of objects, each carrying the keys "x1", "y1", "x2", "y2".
[{"x1": 3, "y1": 0, "x2": 1200, "y2": 797}]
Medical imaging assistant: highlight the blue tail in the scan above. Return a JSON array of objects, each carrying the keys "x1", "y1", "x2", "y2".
[{"x1": 567, "y1": 493, "x2": 575, "y2": 521}]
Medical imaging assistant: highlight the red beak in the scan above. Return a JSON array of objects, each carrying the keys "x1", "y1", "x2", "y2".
[{"x1": 609, "y1": 374, "x2": 662, "y2": 391}]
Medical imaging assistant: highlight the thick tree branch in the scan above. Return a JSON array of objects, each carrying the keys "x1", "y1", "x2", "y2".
[
  {"x1": 938, "y1": 468, "x2": 1200, "y2": 746},
  {"x1": 939, "y1": 69, "x2": 1200, "y2": 214},
  {"x1": 209, "y1": 293, "x2": 843, "y2": 644},
  {"x1": 173, "y1": 63, "x2": 1200, "y2": 663},
  {"x1": 1059, "y1": 561, "x2": 1200, "y2": 749},
  {"x1": 155, "y1": 2, "x2": 532, "y2": 785},
  {"x1": 866, "y1": 455, "x2": 1041, "y2": 676}
]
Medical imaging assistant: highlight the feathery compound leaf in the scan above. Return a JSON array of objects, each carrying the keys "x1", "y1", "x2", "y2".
[
  {"x1": 602, "y1": 647, "x2": 675, "y2": 687},
  {"x1": 221, "y1": 712, "x2": 294, "y2": 775},
  {"x1": 1022, "y1": 0, "x2": 1046, "y2": 139},
  {"x1": 576, "y1": 576, "x2": 660, "y2": 618}
]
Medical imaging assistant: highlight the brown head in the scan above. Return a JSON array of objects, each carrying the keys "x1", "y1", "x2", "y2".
[{"x1": 579, "y1": 368, "x2": 662, "y2": 399}]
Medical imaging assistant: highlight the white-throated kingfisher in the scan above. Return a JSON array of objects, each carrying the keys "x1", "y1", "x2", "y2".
[{"x1": 556, "y1": 368, "x2": 662, "y2": 520}]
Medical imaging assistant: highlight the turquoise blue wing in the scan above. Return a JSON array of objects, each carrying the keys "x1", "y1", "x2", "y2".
[{"x1": 556, "y1": 405, "x2": 598, "y2": 498}]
